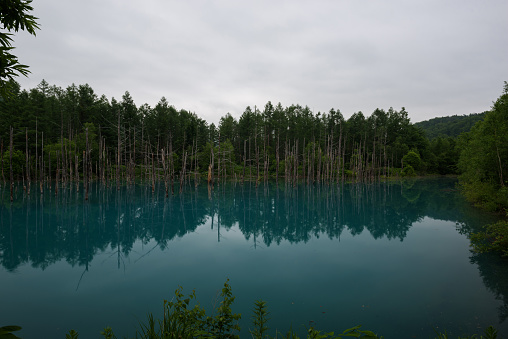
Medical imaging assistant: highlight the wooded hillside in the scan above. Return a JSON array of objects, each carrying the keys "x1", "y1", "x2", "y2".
[{"x1": 415, "y1": 113, "x2": 486, "y2": 139}]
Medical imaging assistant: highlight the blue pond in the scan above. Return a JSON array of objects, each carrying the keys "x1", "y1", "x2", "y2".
[{"x1": 0, "y1": 178, "x2": 507, "y2": 338}]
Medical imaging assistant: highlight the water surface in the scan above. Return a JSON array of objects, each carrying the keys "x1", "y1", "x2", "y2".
[{"x1": 1, "y1": 178, "x2": 507, "y2": 338}]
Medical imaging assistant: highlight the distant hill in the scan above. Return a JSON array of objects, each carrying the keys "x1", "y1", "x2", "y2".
[{"x1": 415, "y1": 113, "x2": 487, "y2": 139}]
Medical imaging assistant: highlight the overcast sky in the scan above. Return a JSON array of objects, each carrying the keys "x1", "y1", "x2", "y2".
[{"x1": 13, "y1": 0, "x2": 508, "y2": 125}]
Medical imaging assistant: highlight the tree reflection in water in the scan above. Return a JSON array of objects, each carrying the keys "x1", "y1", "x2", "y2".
[{"x1": 0, "y1": 178, "x2": 506, "y2": 323}]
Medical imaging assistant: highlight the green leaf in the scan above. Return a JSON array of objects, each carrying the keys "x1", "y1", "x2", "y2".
[
  {"x1": 0, "y1": 326, "x2": 22, "y2": 333},
  {"x1": 359, "y1": 330, "x2": 377, "y2": 336},
  {"x1": 65, "y1": 329, "x2": 79, "y2": 339},
  {"x1": 0, "y1": 333, "x2": 23, "y2": 339},
  {"x1": 342, "y1": 325, "x2": 362, "y2": 333}
]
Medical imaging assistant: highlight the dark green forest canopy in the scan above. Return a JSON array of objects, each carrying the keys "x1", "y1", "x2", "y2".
[
  {"x1": 457, "y1": 82, "x2": 508, "y2": 211},
  {"x1": 2, "y1": 79, "x2": 503, "y2": 182},
  {"x1": 415, "y1": 113, "x2": 487, "y2": 140}
]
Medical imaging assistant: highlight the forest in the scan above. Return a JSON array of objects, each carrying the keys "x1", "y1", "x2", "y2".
[
  {"x1": 0, "y1": 79, "x2": 506, "y2": 211},
  {"x1": 0, "y1": 80, "x2": 453, "y2": 186},
  {"x1": 414, "y1": 112, "x2": 487, "y2": 139}
]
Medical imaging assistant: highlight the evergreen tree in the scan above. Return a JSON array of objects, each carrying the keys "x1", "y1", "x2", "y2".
[{"x1": 458, "y1": 82, "x2": 508, "y2": 211}]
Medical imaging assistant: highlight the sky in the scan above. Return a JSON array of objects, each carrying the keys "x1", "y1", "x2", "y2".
[{"x1": 12, "y1": 0, "x2": 508, "y2": 125}]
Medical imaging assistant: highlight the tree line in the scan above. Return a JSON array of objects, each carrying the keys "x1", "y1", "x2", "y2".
[
  {"x1": 457, "y1": 82, "x2": 508, "y2": 212},
  {"x1": 1, "y1": 79, "x2": 457, "y2": 192}
]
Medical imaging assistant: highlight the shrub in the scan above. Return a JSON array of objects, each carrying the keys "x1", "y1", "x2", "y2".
[{"x1": 471, "y1": 220, "x2": 508, "y2": 257}]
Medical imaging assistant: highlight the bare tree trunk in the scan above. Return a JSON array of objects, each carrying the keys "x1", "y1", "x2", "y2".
[
  {"x1": 10, "y1": 127, "x2": 14, "y2": 201},
  {"x1": 162, "y1": 147, "x2": 168, "y2": 197},
  {"x1": 342, "y1": 133, "x2": 347, "y2": 183},
  {"x1": 49, "y1": 150, "x2": 52, "y2": 183},
  {"x1": 117, "y1": 111, "x2": 121, "y2": 189},
  {"x1": 249, "y1": 138, "x2": 252, "y2": 181},
  {"x1": 60, "y1": 114, "x2": 65, "y2": 182},
  {"x1": 317, "y1": 144, "x2": 322, "y2": 184},
  {"x1": 193, "y1": 138, "x2": 198, "y2": 188},
  {"x1": 276, "y1": 133, "x2": 280, "y2": 184},
  {"x1": 41, "y1": 132, "x2": 44, "y2": 187},
  {"x1": 180, "y1": 151, "x2": 187, "y2": 194},
  {"x1": 302, "y1": 138, "x2": 306, "y2": 184},
  {"x1": 284, "y1": 139, "x2": 288, "y2": 185},
  {"x1": 85, "y1": 127, "x2": 89, "y2": 200},
  {"x1": 99, "y1": 132, "x2": 103, "y2": 184},
  {"x1": 293, "y1": 140, "x2": 298, "y2": 186},
  {"x1": 170, "y1": 138, "x2": 174, "y2": 194},
  {"x1": 263, "y1": 130, "x2": 267, "y2": 183},
  {"x1": 35, "y1": 118, "x2": 38, "y2": 183},
  {"x1": 75, "y1": 154, "x2": 79, "y2": 190},
  {"x1": 25, "y1": 128, "x2": 30, "y2": 193},
  {"x1": 151, "y1": 151, "x2": 155, "y2": 192},
  {"x1": 243, "y1": 139, "x2": 246, "y2": 184},
  {"x1": 208, "y1": 145, "x2": 214, "y2": 188},
  {"x1": 133, "y1": 127, "x2": 136, "y2": 184},
  {"x1": 494, "y1": 129, "x2": 505, "y2": 187},
  {"x1": 55, "y1": 151, "x2": 59, "y2": 196}
]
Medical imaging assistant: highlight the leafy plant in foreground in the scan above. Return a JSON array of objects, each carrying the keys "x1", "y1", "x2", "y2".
[
  {"x1": 136, "y1": 278, "x2": 241, "y2": 339},
  {"x1": 251, "y1": 300, "x2": 270, "y2": 339},
  {"x1": 100, "y1": 327, "x2": 117, "y2": 339},
  {"x1": 137, "y1": 286, "x2": 206, "y2": 338},
  {"x1": 434, "y1": 325, "x2": 498, "y2": 339},
  {"x1": 65, "y1": 329, "x2": 79, "y2": 339},
  {"x1": 204, "y1": 278, "x2": 242, "y2": 338},
  {"x1": 306, "y1": 324, "x2": 380, "y2": 339},
  {"x1": 57, "y1": 280, "x2": 500, "y2": 338},
  {"x1": 0, "y1": 326, "x2": 22, "y2": 339}
]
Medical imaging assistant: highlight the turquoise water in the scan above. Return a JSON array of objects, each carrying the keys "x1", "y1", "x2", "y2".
[{"x1": 1, "y1": 178, "x2": 507, "y2": 338}]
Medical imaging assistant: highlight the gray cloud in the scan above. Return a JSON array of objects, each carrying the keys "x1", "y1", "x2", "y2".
[{"x1": 12, "y1": 0, "x2": 508, "y2": 124}]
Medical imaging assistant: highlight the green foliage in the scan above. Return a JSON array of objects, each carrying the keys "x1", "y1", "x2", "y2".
[
  {"x1": 54, "y1": 277, "x2": 505, "y2": 339},
  {"x1": 402, "y1": 150, "x2": 422, "y2": 171},
  {"x1": 63, "y1": 281, "x2": 387, "y2": 339},
  {"x1": 401, "y1": 164, "x2": 415, "y2": 176},
  {"x1": 471, "y1": 220, "x2": 508, "y2": 257},
  {"x1": 137, "y1": 287, "x2": 205, "y2": 338},
  {"x1": 219, "y1": 113, "x2": 238, "y2": 144},
  {"x1": 100, "y1": 327, "x2": 117, "y2": 339},
  {"x1": 251, "y1": 300, "x2": 270, "y2": 339},
  {"x1": 0, "y1": 149, "x2": 25, "y2": 178},
  {"x1": 205, "y1": 279, "x2": 242, "y2": 338},
  {"x1": 427, "y1": 137, "x2": 459, "y2": 174},
  {"x1": 43, "y1": 123, "x2": 100, "y2": 175},
  {"x1": 63, "y1": 327, "x2": 117, "y2": 339},
  {"x1": 65, "y1": 329, "x2": 79, "y2": 339},
  {"x1": 306, "y1": 325, "x2": 380, "y2": 339},
  {"x1": 1, "y1": 77, "x2": 438, "y2": 182},
  {"x1": 483, "y1": 325, "x2": 499, "y2": 338},
  {"x1": 459, "y1": 181, "x2": 507, "y2": 212},
  {"x1": 0, "y1": 325, "x2": 22, "y2": 339},
  {"x1": 275, "y1": 326, "x2": 300, "y2": 339},
  {"x1": 135, "y1": 279, "x2": 241, "y2": 339},
  {"x1": 458, "y1": 82, "x2": 508, "y2": 212},
  {"x1": 415, "y1": 113, "x2": 487, "y2": 140},
  {"x1": 434, "y1": 325, "x2": 498, "y2": 339},
  {"x1": 0, "y1": 0, "x2": 40, "y2": 99}
]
